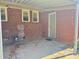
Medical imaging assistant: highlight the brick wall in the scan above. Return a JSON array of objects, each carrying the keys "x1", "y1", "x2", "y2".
[
  {"x1": 2, "y1": 8, "x2": 48, "y2": 41},
  {"x1": 2, "y1": 7, "x2": 76, "y2": 44},
  {"x1": 56, "y1": 9, "x2": 75, "y2": 44}
]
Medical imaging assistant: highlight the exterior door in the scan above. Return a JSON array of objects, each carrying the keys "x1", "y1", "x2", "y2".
[{"x1": 48, "y1": 12, "x2": 56, "y2": 39}]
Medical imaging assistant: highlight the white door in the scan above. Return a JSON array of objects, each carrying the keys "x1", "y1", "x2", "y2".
[{"x1": 48, "y1": 12, "x2": 56, "y2": 39}]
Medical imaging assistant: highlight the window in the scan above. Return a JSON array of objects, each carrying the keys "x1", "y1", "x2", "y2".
[
  {"x1": 22, "y1": 9, "x2": 30, "y2": 22},
  {"x1": 0, "y1": 7, "x2": 7, "y2": 22},
  {"x1": 32, "y1": 11, "x2": 39, "y2": 23}
]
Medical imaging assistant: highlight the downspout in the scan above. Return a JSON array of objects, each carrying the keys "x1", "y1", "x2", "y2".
[{"x1": 0, "y1": 9, "x2": 3, "y2": 59}]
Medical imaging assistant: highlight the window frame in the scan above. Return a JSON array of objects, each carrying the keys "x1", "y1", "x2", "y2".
[
  {"x1": 0, "y1": 6, "x2": 8, "y2": 22},
  {"x1": 32, "y1": 11, "x2": 39, "y2": 23},
  {"x1": 22, "y1": 9, "x2": 30, "y2": 22}
]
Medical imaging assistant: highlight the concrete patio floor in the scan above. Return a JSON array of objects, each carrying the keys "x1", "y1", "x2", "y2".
[{"x1": 3, "y1": 38, "x2": 68, "y2": 59}]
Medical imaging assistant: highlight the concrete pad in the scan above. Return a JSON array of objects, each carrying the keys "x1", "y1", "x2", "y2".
[{"x1": 3, "y1": 39, "x2": 68, "y2": 59}]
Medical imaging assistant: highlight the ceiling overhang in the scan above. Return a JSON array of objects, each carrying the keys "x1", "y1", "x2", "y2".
[{"x1": 0, "y1": 0, "x2": 76, "y2": 11}]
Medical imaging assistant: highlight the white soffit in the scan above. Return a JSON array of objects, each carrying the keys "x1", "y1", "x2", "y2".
[{"x1": 0, "y1": 0, "x2": 75, "y2": 11}]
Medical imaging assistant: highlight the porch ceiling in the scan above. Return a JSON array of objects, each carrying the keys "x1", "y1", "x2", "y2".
[{"x1": 0, "y1": 0, "x2": 75, "y2": 11}]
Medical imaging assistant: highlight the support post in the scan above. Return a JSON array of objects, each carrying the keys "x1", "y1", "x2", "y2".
[
  {"x1": 0, "y1": 8, "x2": 3, "y2": 59},
  {"x1": 74, "y1": 4, "x2": 79, "y2": 54}
]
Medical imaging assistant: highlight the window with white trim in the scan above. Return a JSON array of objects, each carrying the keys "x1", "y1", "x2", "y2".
[
  {"x1": 0, "y1": 7, "x2": 7, "y2": 22},
  {"x1": 22, "y1": 9, "x2": 30, "y2": 22},
  {"x1": 32, "y1": 11, "x2": 39, "y2": 23}
]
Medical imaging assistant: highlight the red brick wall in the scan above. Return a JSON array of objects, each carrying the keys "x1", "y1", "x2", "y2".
[
  {"x1": 39, "y1": 12, "x2": 48, "y2": 38},
  {"x1": 2, "y1": 7, "x2": 76, "y2": 44},
  {"x1": 39, "y1": 9, "x2": 75, "y2": 44},
  {"x1": 2, "y1": 8, "x2": 48, "y2": 41},
  {"x1": 56, "y1": 9, "x2": 75, "y2": 44},
  {"x1": 2, "y1": 8, "x2": 22, "y2": 39}
]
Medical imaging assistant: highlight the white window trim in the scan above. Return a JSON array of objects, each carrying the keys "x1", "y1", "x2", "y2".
[
  {"x1": 22, "y1": 9, "x2": 30, "y2": 22},
  {"x1": 0, "y1": 6, "x2": 8, "y2": 22},
  {"x1": 32, "y1": 11, "x2": 39, "y2": 23}
]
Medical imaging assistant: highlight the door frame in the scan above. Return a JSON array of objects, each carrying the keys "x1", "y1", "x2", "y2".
[{"x1": 48, "y1": 12, "x2": 56, "y2": 38}]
